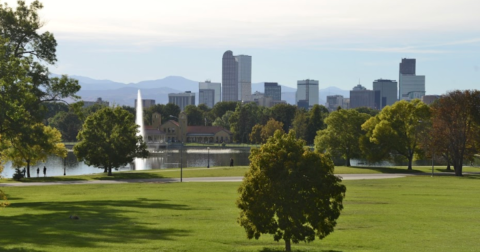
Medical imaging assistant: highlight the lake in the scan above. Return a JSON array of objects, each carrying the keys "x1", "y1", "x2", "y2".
[{"x1": 1, "y1": 147, "x2": 252, "y2": 179}]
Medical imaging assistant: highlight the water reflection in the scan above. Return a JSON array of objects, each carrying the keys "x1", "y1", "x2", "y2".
[{"x1": 1, "y1": 148, "x2": 251, "y2": 179}]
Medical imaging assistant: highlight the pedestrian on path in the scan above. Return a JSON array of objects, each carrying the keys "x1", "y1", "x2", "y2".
[
  {"x1": 37, "y1": 168, "x2": 39, "y2": 177},
  {"x1": 43, "y1": 166, "x2": 46, "y2": 177}
]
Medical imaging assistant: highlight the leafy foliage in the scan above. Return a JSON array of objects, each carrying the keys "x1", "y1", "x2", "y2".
[
  {"x1": 74, "y1": 107, "x2": 149, "y2": 176},
  {"x1": 430, "y1": 90, "x2": 480, "y2": 175},
  {"x1": 315, "y1": 109, "x2": 371, "y2": 166},
  {"x1": 361, "y1": 100, "x2": 431, "y2": 170},
  {"x1": 305, "y1": 105, "x2": 329, "y2": 144},
  {"x1": 237, "y1": 130, "x2": 346, "y2": 251}
]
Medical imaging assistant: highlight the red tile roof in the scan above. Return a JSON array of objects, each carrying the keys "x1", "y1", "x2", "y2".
[{"x1": 186, "y1": 126, "x2": 232, "y2": 135}]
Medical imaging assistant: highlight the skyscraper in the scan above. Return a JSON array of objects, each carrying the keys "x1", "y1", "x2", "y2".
[
  {"x1": 222, "y1": 51, "x2": 238, "y2": 102},
  {"x1": 350, "y1": 84, "x2": 380, "y2": 109},
  {"x1": 168, "y1": 91, "x2": 195, "y2": 111},
  {"x1": 399, "y1": 58, "x2": 425, "y2": 100},
  {"x1": 296, "y1": 79, "x2": 319, "y2": 109},
  {"x1": 264, "y1": 82, "x2": 281, "y2": 101},
  {"x1": 373, "y1": 79, "x2": 397, "y2": 109},
  {"x1": 199, "y1": 80, "x2": 221, "y2": 107},
  {"x1": 235, "y1": 55, "x2": 252, "y2": 102},
  {"x1": 222, "y1": 50, "x2": 252, "y2": 102}
]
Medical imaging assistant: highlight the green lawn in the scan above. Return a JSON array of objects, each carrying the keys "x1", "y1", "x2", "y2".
[
  {"x1": 2, "y1": 165, "x2": 480, "y2": 184},
  {"x1": 1, "y1": 175, "x2": 480, "y2": 251}
]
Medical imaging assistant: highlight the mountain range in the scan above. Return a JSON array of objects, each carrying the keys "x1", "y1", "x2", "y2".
[{"x1": 59, "y1": 75, "x2": 350, "y2": 107}]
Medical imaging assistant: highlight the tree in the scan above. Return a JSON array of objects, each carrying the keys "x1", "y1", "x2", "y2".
[
  {"x1": 261, "y1": 118, "x2": 284, "y2": 143},
  {"x1": 430, "y1": 90, "x2": 480, "y2": 176},
  {"x1": 212, "y1": 110, "x2": 233, "y2": 130},
  {"x1": 229, "y1": 102, "x2": 261, "y2": 143},
  {"x1": 237, "y1": 131, "x2": 346, "y2": 251},
  {"x1": 184, "y1": 105, "x2": 204, "y2": 126},
  {"x1": 74, "y1": 107, "x2": 149, "y2": 176},
  {"x1": 362, "y1": 100, "x2": 431, "y2": 170},
  {"x1": 0, "y1": 143, "x2": 9, "y2": 207},
  {"x1": 48, "y1": 111, "x2": 82, "y2": 142},
  {"x1": 292, "y1": 109, "x2": 308, "y2": 140},
  {"x1": 211, "y1": 101, "x2": 238, "y2": 119},
  {"x1": 249, "y1": 124, "x2": 263, "y2": 144},
  {"x1": 270, "y1": 104, "x2": 297, "y2": 132},
  {"x1": 315, "y1": 109, "x2": 370, "y2": 166},
  {"x1": 0, "y1": 1, "x2": 80, "y2": 141},
  {"x1": 305, "y1": 105, "x2": 329, "y2": 144},
  {"x1": 2, "y1": 124, "x2": 67, "y2": 178}
]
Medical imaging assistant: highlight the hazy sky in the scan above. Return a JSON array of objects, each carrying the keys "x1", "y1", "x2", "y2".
[{"x1": 4, "y1": 0, "x2": 480, "y2": 94}]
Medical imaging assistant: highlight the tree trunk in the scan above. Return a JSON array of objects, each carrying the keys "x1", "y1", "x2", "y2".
[
  {"x1": 346, "y1": 157, "x2": 351, "y2": 167},
  {"x1": 455, "y1": 165, "x2": 463, "y2": 176},
  {"x1": 104, "y1": 167, "x2": 107, "y2": 173},
  {"x1": 26, "y1": 160, "x2": 31, "y2": 178},
  {"x1": 285, "y1": 239, "x2": 291, "y2": 252},
  {"x1": 407, "y1": 157, "x2": 413, "y2": 170},
  {"x1": 108, "y1": 167, "x2": 113, "y2": 176},
  {"x1": 446, "y1": 162, "x2": 451, "y2": 171}
]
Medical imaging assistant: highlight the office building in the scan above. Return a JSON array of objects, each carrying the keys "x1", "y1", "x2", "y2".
[
  {"x1": 236, "y1": 55, "x2": 252, "y2": 101},
  {"x1": 264, "y1": 82, "x2": 281, "y2": 101},
  {"x1": 296, "y1": 79, "x2": 319, "y2": 109},
  {"x1": 199, "y1": 80, "x2": 221, "y2": 107},
  {"x1": 421, "y1": 95, "x2": 441, "y2": 105},
  {"x1": 168, "y1": 91, "x2": 195, "y2": 111},
  {"x1": 83, "y1": 97, "x2": 109, "y2": 108},
  {"x1": 199, "y1": 89, "x2": 215, "y2": 108},
  {"x1": 134, "y1": 99, "x2": 155, "y2": 110},
  {"x1": 326, "y1": 95, "x2": 344, "y2": 112},
  {"x1": 222, "y1": 50, "x2": 252, "y2": 102},
  {"x1": 373, "y1": 79, "x2": 397, "y2": 109},
  {"x1": 251, "y1": 91, "x2": 273, "y2": 107},
  {"x1": 350, "y1": 84, "x2": 380, "y2": 109},
  {"x1": 399, "y1": 58, "x2": 425, "y2": 100}
]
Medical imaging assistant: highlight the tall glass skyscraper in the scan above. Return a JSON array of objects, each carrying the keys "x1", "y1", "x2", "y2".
[{"x1": 222, "y1": 51, "x2": 252, "y2": 102}]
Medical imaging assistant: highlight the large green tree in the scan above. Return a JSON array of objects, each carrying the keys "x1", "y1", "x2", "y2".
[
  {"x1": 270, "y1": 103, "x2": 297, "y2": 132},
  {"x1": 430, "y1": 90, "x2": 480, "y2": 176},
  {"x1": 362, "y1": 100, "x2": 431, "y2": 170},
  {"x1": 74, "y1": 107, "x2": 149, "y2": 176},
  {"x1": 2, "y1": 124, "x2": 67, "y2": 178},
  {"x1": 0, "y1": 1, "x2": 80, "y2": 141},
  {"x1": 237, "y1": 131, "x2": 346, "y2": 251},
  {"x1": 315, "y1": 109, "x2": 371, "y2": 166},
  {"x1": 229, "y1": 102, "x2": 261, "y2": 143}
]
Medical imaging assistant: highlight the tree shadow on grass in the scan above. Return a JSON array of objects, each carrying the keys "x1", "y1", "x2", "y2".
[
  {"x1": 93, "y1": 172, "x2": 167, "y2": 180},
  {"x1": 0, "y1": 198, "x2": 191, "y2": 249},
  {"x1": 350, "y1": 166, "x2": 425, "y2": 174},
  {"x1": 260, "y1": 248, "x2": 342, "y2": 252},
  {"x1": 462, "y1": 175, "x2": 480, "y2": 179},
  {"x1": 0, "y1": 248, "x2": 45, "y2": 252}
]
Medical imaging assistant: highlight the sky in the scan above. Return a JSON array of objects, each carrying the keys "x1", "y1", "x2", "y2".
[{"x1": 4, "y1": 0, "x2": 480, "y2": 94}]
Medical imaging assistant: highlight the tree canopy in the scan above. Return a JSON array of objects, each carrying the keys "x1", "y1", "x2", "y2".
[
  {"x1": 74, "y1": 107, "x2": 149, "y2": 176},
  {"x1": 237, "y1": 130, "x2": 346, "y2": 251},
  {"x1": 361, "y1": 100, "x2": 431, "y2": 169},
  {"x1": 315, "y1": 109, "x2": 371, "y2": 166}
]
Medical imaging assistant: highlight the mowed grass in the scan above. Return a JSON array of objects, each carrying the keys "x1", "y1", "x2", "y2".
[
  {"x1": 2, "y1": 165, "x2": 480, "y2": 184},
  {"x1": 1, "y1": 175, "x2": 480, "y2": 251}
]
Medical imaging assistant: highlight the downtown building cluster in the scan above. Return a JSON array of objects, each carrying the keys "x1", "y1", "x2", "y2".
[{"x1": 165, "y1": 52, "x2": 438, "y2": 111}]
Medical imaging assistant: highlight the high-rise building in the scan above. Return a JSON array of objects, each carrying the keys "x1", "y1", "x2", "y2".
[
  {"x1": 264, "y1": 82, "x2": 281, "y2": 101},
  {"x1": 235, "y1": 55, "x2": 252, "y2": 102},
  {"x1": 350, "y1": 84, "x2": 380, "y2": 109},
  {"x1": 134, "y1": 99, "x2": 155, "y2": 110},
  {"x1": 399, "y1": 58, "x2": 416, "y2": 75},
  {"x1": 296, "y1": 79, "x2": 319, "y2": 109},
  {"x1": 222, "y1": 51, "x2": 252, "y2": 102},
  {"x1": 222, "y1": 51, "x2": 238, "y2": 102},
  {"x1": 399, "y1": 58, "x2": 425, "y2": 100},
  {"x1": 373, "y1": 79, "x2": 397, "y2": 109},
  {"x1": 168, "y1": 91, "x2": 195, "y2": 111},
  {"x1": 199, "y1": 89, "x2": 215, "y2": 108},
  {"x1": 199, "y1": 80, "x2": 221, "y2": 107},
  {"x1": 326, "y1": 95, "x2": 344, "y2": 112}
]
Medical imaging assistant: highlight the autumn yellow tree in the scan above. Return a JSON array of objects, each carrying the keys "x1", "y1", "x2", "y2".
[{"x1": 2, "y1": 124, "x2": 67, "y2": 178}]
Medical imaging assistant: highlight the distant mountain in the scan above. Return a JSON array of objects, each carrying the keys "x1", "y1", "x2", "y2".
[{"x1": 58, "y1": 74, "x2": 349, "y2": 107}]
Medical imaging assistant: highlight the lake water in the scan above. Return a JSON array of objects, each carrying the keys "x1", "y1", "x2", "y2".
[{"x1": 1, "y1": 147, "x2": 251, "y2": 179}]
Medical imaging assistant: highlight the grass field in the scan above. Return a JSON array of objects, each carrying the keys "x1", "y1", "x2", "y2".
[
  {"x1": 1, "y1": 174, "x2": 480, "y2": 251},
  {"x1": 2, "y1": 165, "x2": 480, "y2": 184}
]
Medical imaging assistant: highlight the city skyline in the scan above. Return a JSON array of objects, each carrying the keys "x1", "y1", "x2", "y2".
[{"x1": 4, "y1": 0, "x2": 479, "y2": 95}]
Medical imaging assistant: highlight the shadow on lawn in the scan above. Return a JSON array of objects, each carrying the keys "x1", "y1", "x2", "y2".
[
  {"x1": 0, "y1": 198, "x2": 191, "y2": 249},
  {"x1": 0, "y1": 248, "x2": 45, "y2": 252},
  {"x1": 260, "y1": 248, "x2": 342, "y2": 252},
  {"x1": 93, "y1": 172, "x2": 166, "y2": 180},
  {"x1": 351, "y1": 166, "x2": 425, "y2": 174}
]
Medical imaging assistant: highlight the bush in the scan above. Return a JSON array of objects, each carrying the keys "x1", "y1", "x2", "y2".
[{"x1": 12, "y1": 168, "x2": 25, "y2": 181}]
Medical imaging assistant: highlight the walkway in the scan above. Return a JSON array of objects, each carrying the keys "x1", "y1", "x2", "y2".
[{"x1": 0, "y1": 174, "x2": 408, "y2": 187}]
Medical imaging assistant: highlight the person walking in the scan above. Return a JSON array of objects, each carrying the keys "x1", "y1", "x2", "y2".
[
  {"x1": 43, "y1": 166, "x2": 46, "y2": 177},
  {"x1": 230, "y1": 158, "x2": 234, "y2": 167},
  {"x1": 37, "y1": 168, "x2": 39, "y2": 177}
]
